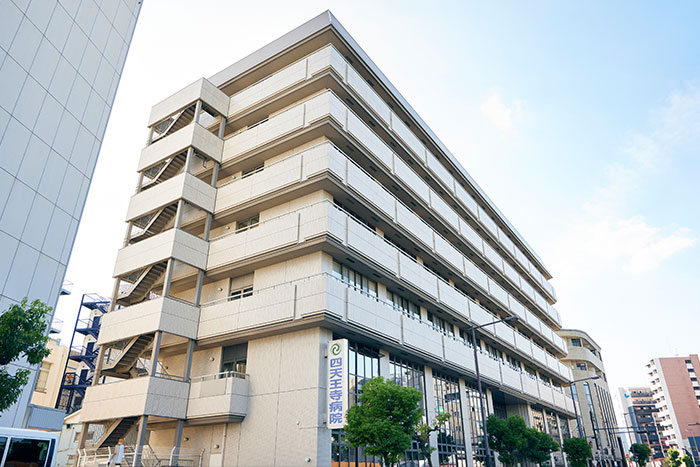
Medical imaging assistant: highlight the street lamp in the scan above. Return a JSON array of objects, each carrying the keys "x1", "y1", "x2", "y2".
[
  {"x1": 469, "y1": 315, "x2": 519, "y2": 467},
  {"x1": 566, "y1": 376, "x2": 600, "y2": 438}
]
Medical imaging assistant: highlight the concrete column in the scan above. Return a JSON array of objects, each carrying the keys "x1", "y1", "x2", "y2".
[
  {"x1": 379, "y1": 349, "x2": 390, "y2": 379},
  {"x1": 109, "y1": 278, "x2": 121, "y2": 312},
  {"x1": 218, "y1": 116, "x2": 227, "y2": 138},
  {"x1": 162, "y1": 259, "x2": 175, "y2": 298},
  {"x1": 193, "y1": 100, "x2": 203, "y2": 124},
  {"x1": 77, "y1": 422, "x2": 90, "y2": 449},
  {"x1": 556, "y1": 414, "x2": 569, "y2": 467},
  {"x1": 184, "y1": 147, "x2": 194, "y2": 174},
  {"x1": 183, "y1": 339, "x2": 195, "y2": 381},
  {"x1": 459, "y1": 378, "x2": 475, "y2": 467},
  {"x1": 146, "y1": 127, "x2": 154, "y2": 145},
  {"x1": 149, "y1": 331, "x2": 162, "y2": 376},
  {"x1": 133, "y1": 415, "x2": 149, "y2": 466},
  {"x1": 174, "y1": 199, "x2": 185, "y2": 230},
  {"x1": 172, "y1": 419, "x2": 185, "y2": 465},
  {"x1": 92, "y1": 346, "x2": 105, "y2": 385},
  {"x1": 424, "y1": 366, "x2": 440, "y2": 467}
]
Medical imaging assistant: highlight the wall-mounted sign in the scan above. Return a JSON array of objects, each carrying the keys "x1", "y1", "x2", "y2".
[{"x1": 327, "y1": 339, "x2": 348, "y2": 429}]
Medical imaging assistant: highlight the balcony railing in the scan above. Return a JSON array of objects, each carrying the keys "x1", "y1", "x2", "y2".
[
  {"x1": 221, "y1": 44, "x2": 558, "y2": 305},
  {"x1": 199, "y1": 271, "x2": 573, "y2": 407}
]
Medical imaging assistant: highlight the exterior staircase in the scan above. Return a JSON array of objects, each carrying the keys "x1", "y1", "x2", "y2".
[
  {"x1": 92, "y1": 417, "x2": 139, "y2": 449},
  {"x1": 101, "y1": 334, "x2": 154, "y2": 378},
  {"x1": 117, "y1": 263, "x2": 167, "y2": 306},
  {"x1": 141, "y1": 152, "x2": 187, "y2": 190},
  {"x1": 130, "y1": 205, "x2": 178, "y2": 243}
]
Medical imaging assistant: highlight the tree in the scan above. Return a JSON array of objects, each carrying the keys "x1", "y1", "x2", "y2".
[
  {"x1": 563, "y1": 437, "x2": 593, "y2": 467},
  {"x1": 682, "y1": 454, "x2": 695, "y2": 467},
  {"x1": 486, "y1": 415, "x2": 559, "y2": 466},
  {"x1": 486, "y1": 415, "x2": 530, "y2": 466},
  {"x1": 667, "y1": 449, "x2": 683, "y2": 467},
  {"x1": 344, "y1": 377, "x2": 424, "y2": 467},
  {"x1": 0, "y1": 299, "x2": 52, "y2": 413},
  {"x1": 630, "y1": 443, "x2": 653, "y2": 467},
  {"x1": 416, "y1": 412, "x2": 450, "y2": 467},
  {"x1": 524, "y1": 428, "x2": 560, "y2": 465}
]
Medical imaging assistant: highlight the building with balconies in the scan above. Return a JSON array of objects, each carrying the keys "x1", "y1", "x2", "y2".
[
  {"x1": 617, "y1": 386, "x2": 664, "y2": 460},
  {"x1": 77, "y1": 11, "x2": 576, "y2": 467},
  {"x1": 647, "y1": 355, "x2": 700, "y2": 464},
  {"x1": 558, "y1": 329, "x2": 622, "y2": 466},
  {"x1": 0, "y1": 0, "x2": 141, "y2": 428}
]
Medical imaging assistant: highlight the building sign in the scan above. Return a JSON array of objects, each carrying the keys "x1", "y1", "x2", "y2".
[{"x1": 327, "y1": 339, "x2": 348, "y2": 429}]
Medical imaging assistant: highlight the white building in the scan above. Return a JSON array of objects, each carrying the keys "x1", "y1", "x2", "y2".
[
  {"x1": 78, "y1": 11, "x2": 576, "y2": 467},
  {"x1": 0, "y1": 0, "x2": 141, "y2": 429}
]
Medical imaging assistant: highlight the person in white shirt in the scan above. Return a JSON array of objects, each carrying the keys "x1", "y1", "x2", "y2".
[{"x1": 110, "y1": 438, "x2": 125, "y2": 466}]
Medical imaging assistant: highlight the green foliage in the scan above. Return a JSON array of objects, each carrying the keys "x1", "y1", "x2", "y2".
[
  {"x1": 416, "y1": 412, "x2": 450, "y2": 467},
  {"x1": 630, "y1": 443, "x2": 653, "y2": 467},
  {"x1": 486, "y1": 415, "x2": 559, "y2": 466},
  {"x1": 667, "y1": 449, "x2": 683, "y2": 467},
  {"x1": 344, "y1": 377, "x2": 424, "y2": 467},
  {"x1": 0, "y1": 298, "x2": 52, "y2": 412},
  {"x1": 563, "y1": 437, "x2": 592, "y2": 467},
  {"x1": 487, "y1": 414, "x2": 529, "y2": 466},
  {"x1": 525, "y1": 428, "x2": 560, "y2": 465},
  {"x1": 682, "y1": 454, "x2": 695, "y2": 467}
]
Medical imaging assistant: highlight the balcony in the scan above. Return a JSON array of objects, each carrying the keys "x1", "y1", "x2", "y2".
[
  {"x1": 197, "y1": 272, "x2": 573, "y2": 413},
  {"x1": 127, "y1": 172, "x2": 216, "y2": 223},
  {"x1": 564, "y1": 346, "x2": 605, "y2": 372},
  {"x1": 98, "y1": 297, "x2": 200, "y2": 345},
  {"x1": 81, "y1": 376, "x2": 189, "y2": 422},
  {"x1": 149, "y1": 78, "x2": 229, "y2": 129},
  {"x1": 222, "y1": 95, "x2": 562, "y2": 329},
  {"x1": 113, "y1": 229, "x2": 209, "y2": 278},
  {"x1": 206, "y1": 200, "x2": 568, "y2": 377},
  {"x1": 187, "y1": 372, "x2": 249, "y2": 423},
  {"x1": 139, "y1": 122, "x2": 224, "y2": 173}
]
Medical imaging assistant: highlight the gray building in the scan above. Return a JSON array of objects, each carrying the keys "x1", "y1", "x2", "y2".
[{"x1": 0, "y1": 0, "x2": 141, "y2": 429}]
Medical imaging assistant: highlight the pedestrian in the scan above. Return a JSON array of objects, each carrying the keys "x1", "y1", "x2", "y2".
[{"x1": 110, "y1": 438, "x2": 125, "y2": 467}]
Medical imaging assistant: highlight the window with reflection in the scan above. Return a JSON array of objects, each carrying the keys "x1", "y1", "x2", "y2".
[
  {"x1": 433, "y1": 373, "x2": 467, "y2": 467},
  {"x1": 389, "y1": 357, "x2": 426, "y2": 465},
  {"x1": 332, "y1": 260, "x2": 378, "y2": 297},
  {"x1": 388, "y1": 291, "x2": 420, "y2": 318},
  {"x1": 332, "y1": 342, "x2": 382, "y2": 467},
  {"x1": 465, "y1": 383, "x2": 488, "y2": 467}
]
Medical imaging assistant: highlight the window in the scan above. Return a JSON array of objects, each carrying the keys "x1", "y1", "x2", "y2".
[
  {"x1": 229, "y1": 286, "x2": 253, "y2": 301},
  {"x1": 332, "y1": 342, "x2": 381, "y2": 467},
  {"x1": 221, "y1": 343, "x2": 247, "y2": 377},
  {"x1": 236, "y1": 214, "x2": 259, "y2": 232},
  {"x1": 576, "y1": 362, "x2": 588, "y2": 371},
  {"x1": 506, "y1": 354, "x2": 521, "y2": 369},
  {"x1": 389, "y1": 357, "x2": 426, "y2": 463},
  {"x1": 433, "y1": 374, "x2": 467, "y2": 467},
  {"x1": 332, "y1": 260, "x2": 378, "y2": 297},
  {"x1": 5, "y1": 438, "x2": 51, "y2": 467},
  {"x1": 241, "y1": 163, "x2": 264, "y2": 178},
  {"x1": 571, "y1": 338, "x2": 582, "y2": 347},
  {"x1": 486, "y1": 344, "x2": 501, "y2": 361},
  {"x1": 388, "y1": 291, "x2": 420, "y2": 318},
  {"x1": 428, "y1": 311, "x2": 450, "y2": 335},
  {"x1": 35, "y1": 362, "x2": 52, "y2": 393}
]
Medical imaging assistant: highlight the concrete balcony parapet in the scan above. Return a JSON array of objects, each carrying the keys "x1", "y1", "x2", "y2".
[
  {"x1": 187, "y1": 372, "x2": 249, "y2": 423},
  {"x1": 139, "y1": 122, "x2": 223, "y2": 173},
  {"x1": 149, "y1": 78, "x2": 229, "y2": 128},
  {"x1": 114, "y1": 228, "x2": 208, "y2": 278},
  {"x1": 127, "y1": 172, "x2": 216, "y2": 222},
  {"x1": 82, "y1": 376, "x2": 189, "y2": 422},
  {"x1": 98, "y1": 297, "x2": 200, "y2": 345}
]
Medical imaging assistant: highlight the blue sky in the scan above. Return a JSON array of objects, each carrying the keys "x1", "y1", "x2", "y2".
[{"x1": 55, "y1": 1, "x2": 700, "y2": 410}]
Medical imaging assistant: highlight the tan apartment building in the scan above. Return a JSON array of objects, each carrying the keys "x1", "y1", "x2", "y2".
[
  {"x1": 558, "y1": 329, "x2": 622, "y2": 466},
  {"x1": 30, "y1": 338, "x2": 73, "y2": 411},
  {"x1": 77, "y1": 11, "x2": 576, "y2": 467},
  {"x1": 648, "y1": 355, "x2": 700, "y2": 464}
]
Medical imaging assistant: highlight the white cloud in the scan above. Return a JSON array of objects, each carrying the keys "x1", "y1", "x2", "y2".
[
  {"x1": 480, "y1": 91, "x2": 524, "y2": 132},
  {"x1": 550, "y1": 83, "x2": 700, "y2": 283}
]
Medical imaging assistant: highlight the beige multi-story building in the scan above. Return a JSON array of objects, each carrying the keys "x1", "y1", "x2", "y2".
[
  {"x1": 647, "y1": 355, "x2": 700, "y2": 464},
  {"x1": 30, "y1": 338, "x2": 74, "y2": 411},
  {"x1": 78, "y1": 11, "x2": 576, "y2": 467},
  {"x1": 558, "y1": 329, "x2": 622, "y2": 466}
]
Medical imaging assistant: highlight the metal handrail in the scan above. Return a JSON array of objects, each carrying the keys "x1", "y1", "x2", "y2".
[{"x1": 191, "y1": 370, "x2": 249, "y2": 382}]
